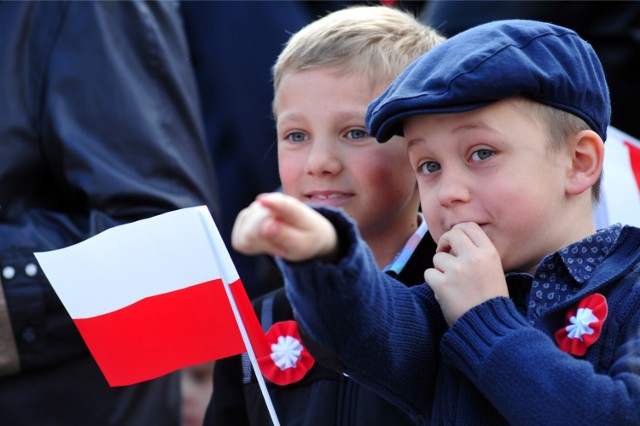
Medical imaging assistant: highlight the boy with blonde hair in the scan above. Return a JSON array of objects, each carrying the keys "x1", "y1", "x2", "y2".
[
  {"x1": 206, "y1": 6, "x2": 443, "y2": 425},
  {"x1": 232, "y1": 20, "x2": 640, "y2": 424}
]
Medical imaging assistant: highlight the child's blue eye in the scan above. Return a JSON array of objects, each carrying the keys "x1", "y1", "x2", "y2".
[
  {"x1": 288, "y1": 132, "x2": 309, "y2": 143},
  {"x1": 419, "y1": 161, "x2": 440, "y2": 174},
  {"x1": 471, "y1": 149, "x2": 494, "y2": 161},
  {"x1": 346, "y1": 129, "x2": 368, "y2": 140}
]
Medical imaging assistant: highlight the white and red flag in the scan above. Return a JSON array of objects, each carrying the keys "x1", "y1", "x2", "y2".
[
  {"x1": 34, "y1": 206, "x2": 270, "y2": 387},
  {"x1": 594, "y1": 126, "x2": 640, "y2": 228}
]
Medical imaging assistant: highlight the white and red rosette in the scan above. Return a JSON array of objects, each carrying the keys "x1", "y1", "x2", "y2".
[
  {"x1": 554, "y1": 293, "x2": 608, "y2": 356},
  {"x1": 258, "y1": 320, "x2": 315, "y2": 386}
]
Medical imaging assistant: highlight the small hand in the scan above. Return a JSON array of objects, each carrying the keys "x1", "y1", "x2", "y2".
[
  {"x1": 232, "y1": 192, "x2": 338, "y2": 262},
  {"x1": 424, "y1": 222, "x2": 508, "y2": 325}
]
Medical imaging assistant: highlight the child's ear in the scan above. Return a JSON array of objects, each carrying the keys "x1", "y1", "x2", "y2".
[{"x1": 566, "y1": 130, "x2": 604, "y2": 196}]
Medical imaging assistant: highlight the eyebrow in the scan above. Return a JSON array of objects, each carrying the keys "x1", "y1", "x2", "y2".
[
  {"x1": 276, "y1": 112, "x2": 303, "y2": 123},
  {"x1": 277, "y1": 109, "x2": 366, "y2": 124},
  {"x1": 406, "y1": 122, "x2": 499, "y2": 151},
  {"x1": 452, "y1": 123, "x2": 492, "y2": 134},
  {"x1": 407, "y1": 138, "x2": 425, "y2": 150}
]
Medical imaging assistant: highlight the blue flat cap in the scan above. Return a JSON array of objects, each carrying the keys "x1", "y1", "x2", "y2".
[{"x1": 367, "y1": 19, "x2": 610, "y2": 142}]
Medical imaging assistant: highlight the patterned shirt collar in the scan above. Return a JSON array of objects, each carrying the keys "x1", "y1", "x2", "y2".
[
  {"x1": 384, "y1": 213, "x2": 428, "y2": 276},
  {"x1": 547, "y1": 223, "x2": 623, "y2": 284},
  {"x1": 509, "y1": 224, "x2": 623, "y2": 321}
]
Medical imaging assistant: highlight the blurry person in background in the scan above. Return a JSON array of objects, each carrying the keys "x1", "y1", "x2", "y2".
[
  {"x1": 0, "y1": 2, "x2": 218, "y2": 424},
  {"x1": 181, "y1": 361, "x2": 215, "y2": 426}
]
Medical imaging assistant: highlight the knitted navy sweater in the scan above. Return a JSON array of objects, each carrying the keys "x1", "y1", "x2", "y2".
[{"x1": 278, "y1": 209, "x2": 640, "y2": 425}]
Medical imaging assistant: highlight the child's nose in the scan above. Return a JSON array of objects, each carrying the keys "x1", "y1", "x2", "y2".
[
  {"x1": 438, "y1": 169, "x2": 471, "y2": 206},
  {"x1": 304, "y1": 139, "x2": 343, "y2": 176}
]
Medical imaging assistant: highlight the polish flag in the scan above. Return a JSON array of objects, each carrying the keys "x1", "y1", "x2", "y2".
[
  {"x1": 34, "y1": 206, "x2": 269, "y2": 387},
  {"x1": 594, "y1": 126, "x2": 640, "y2": 228}
]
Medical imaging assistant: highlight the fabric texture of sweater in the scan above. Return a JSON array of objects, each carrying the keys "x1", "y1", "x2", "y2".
[{"x1": 279, "y1": 208, "x2": 640, "y2": 425}]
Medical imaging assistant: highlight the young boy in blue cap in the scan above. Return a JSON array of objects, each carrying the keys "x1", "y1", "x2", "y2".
[{"x1": 231, "y1": 20, "x2": 640, "y2": 424}]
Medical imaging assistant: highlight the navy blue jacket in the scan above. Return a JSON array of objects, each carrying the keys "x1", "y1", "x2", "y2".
[{"x1": 0, "y1": 2, "x2": 218, "y2": 424}]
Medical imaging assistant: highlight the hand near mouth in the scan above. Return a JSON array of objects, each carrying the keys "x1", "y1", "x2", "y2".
[{"x1": 424, "y1": 222, "x2": 508, "y2": 325}]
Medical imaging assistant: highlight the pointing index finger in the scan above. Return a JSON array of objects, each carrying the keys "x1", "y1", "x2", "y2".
[{"x1": 257, "y1": 193, "x2": 306, "y2": 227}]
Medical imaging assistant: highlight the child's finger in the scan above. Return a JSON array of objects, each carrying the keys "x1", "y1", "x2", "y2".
[
  {"x1": 256, "y1": 192, "x2": 318, "y2": 231},
  {"x1": 450, "y1": 222, "x2": 493, "y2": 248},
  {"x1": 235, "y1": 192, "x2": 338, "y2": 261},
  {"x1": 261, "y1": 210, "x2": 338, "y2": 261},
  {"x1": 231, "y1": 200, "x2": 274, "y2": 254},
  {"x1": 437, "y1": 222, "x2": 494, "y2": 255},
  {"x1": 436, "y1": 226, "x2": 473, "y2": 255},
  {"x1": 431, "y1": 251, "x2": 456, "y2": 273}
]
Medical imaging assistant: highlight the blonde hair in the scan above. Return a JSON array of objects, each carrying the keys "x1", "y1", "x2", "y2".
[
  {"x1": 513, "y1": 97, "x2": 602, "y2": 203},
  {"x1": 272, "y1": 5, "x2": 444, "y2": 108}
]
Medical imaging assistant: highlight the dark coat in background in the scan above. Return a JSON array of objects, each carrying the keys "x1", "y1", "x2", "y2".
[{"x1": 0, "y1": 2, "x2": 219, "y2": 424}]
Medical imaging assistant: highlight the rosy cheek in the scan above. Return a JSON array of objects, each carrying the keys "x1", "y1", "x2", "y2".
[
  {"x1": 278, "y1": 159, "x2": 302, "y2": 188},
  {"x1": 429, "y1": 228, "x2": 444, "y2": 244},
  {"x1": 361, "y1": 158, "x2": 395, "y2": 185},
  {"x1": 420, "y1": 203, "x2": 443, "y2": 235}
]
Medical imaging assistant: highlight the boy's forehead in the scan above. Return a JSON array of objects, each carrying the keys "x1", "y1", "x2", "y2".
[
  {"x1": 404, "y1": 99, "x2": 530, "y2": 143},
  {"x1": 366, "y1": 19, "x2": 610, "y2": 144},
  {"x1": 274, "y1": 66, "x2": 386, "y2": 124}
]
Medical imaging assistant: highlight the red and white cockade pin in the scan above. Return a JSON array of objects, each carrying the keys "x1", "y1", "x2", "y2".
[
  {"x1": 554, "y1": 293, "x2": 608, "y2": 356},
  {"x1": 258, "y1": 320, "x2": 315, "y2": 386}
]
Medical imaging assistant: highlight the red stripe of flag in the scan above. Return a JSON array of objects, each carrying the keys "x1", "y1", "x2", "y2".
[
  {"x1": 74, "y1": 278, "x2": 268, "y2": 387},
  {"x1": 624, "y1": 140, "x2": 640, "y2": 193}
]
